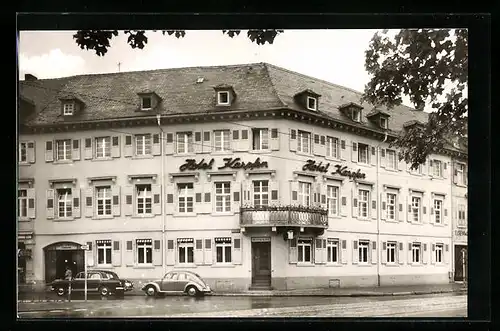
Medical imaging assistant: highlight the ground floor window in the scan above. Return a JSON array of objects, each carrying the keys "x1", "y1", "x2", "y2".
[
  {"x1": 358, "y1": 240, "x2": 369, "y2": 263},
  {"x1": 97, "y1": 240, "x2": 112, "y2": 265},
  {"x1": 412, "y1": 243, "x2": 421, "y2": 264},
  {"x1": 298, "y1": 238, "x2": 312, "y2": 263},
  {"x1": 215, "y1": 237, "x2": 232, "y2": 263},
  {"x1": 137, "y1": 239, "x2": 153, "y2": 264},
  {"x1": 178, "y1": 239, "x2": 194, "y2": 264},
  {"x1": 386, "y1": 242, "x2": 396, "y2": 263},
  {"x1": 435, "y1": 243, "x2": 443, "y2": 263},
  {"x1": 326, "y1": 239, "x2": 339, "y2": 263}
]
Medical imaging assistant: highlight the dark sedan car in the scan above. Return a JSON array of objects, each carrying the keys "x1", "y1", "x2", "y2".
[
  {"x1": 49, "y1": 270, "x2": 129, "y2": 297},
  {"x1": 96, "y1": 269, "x2": 134, "y2": 292}
]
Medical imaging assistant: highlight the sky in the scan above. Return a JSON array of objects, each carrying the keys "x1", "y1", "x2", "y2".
[{"x1": 17, "y1": 29, "x2": 445, "y2": 110}]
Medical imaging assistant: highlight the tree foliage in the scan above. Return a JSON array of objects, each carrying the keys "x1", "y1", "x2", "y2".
[
  {"x1": 73, "y1": 29, "x2": 284, "y2": 56},
  {"x1": 362, "y1": 29, "x2": 468, "y2": 169}
]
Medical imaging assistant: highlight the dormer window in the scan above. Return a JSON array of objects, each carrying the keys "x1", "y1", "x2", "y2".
[
  {"x1": 141, "y1": 96, "x2": 152, "y2": 110},
  {"x1": 307, "y1": 96, "x2": 317, "y2": 111},
  {"x1": 59, "y1": 96, "x2": 84, "y2": 117},
  {"x1": 339, "y1": 102, "x2": 364, "y2": 123},
  {"x1": 214, "y1": 84, "x2": 236, "y2": 107},
  {"x1": 63, "y1": 102, "x2": 74, "y2": 116},
  {"x1": 137, "y1": 92, "x2": 161, "y2": 112},
  {"x1": 380, "y1": 117, "x2": 388, "y2": 129},
  {"x1": 217, "y1": 91, "x2": 230, "y2": 105},
  {"x1": 352, "y1": 109, "x2": 361, "y2": 122}
]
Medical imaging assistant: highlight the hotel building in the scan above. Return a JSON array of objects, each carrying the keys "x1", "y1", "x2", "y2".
[{"x1": 18, "y1": 63, "x2": 468, "y2": 292}]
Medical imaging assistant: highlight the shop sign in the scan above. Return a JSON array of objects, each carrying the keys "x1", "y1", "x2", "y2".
[
  {"x1": 455, "y1": 229, "x2": 468, "y2": 237},
  {"x1": 180, "y1": 157, "x2": 268, "y2": 172},
  {"x1": 251, "y1": 237, "x2": 271, "y2": 243},
  {"x1": 54, "y1": 243, "x2": 80, "y2": 250},
  {"x1": 302, "y1": 160, "x2": 366, "y2": 180},
  {"x1": 18, "y1": 249, "x2": 32, "y2": 258}
]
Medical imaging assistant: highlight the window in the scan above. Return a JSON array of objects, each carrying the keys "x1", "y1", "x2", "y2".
[
  {"x1": 298, "y1": 182, "x2": 311, "y2": 207},
  {"x1": 19, "y1": 142, "x2": 28, "y2": 163},
  {"x1": 435, "y1": 243, "x2": 443, "y2": 263},
  {"x1": 411, "y1": 196, "x2": 421, "y2": 223},
  {"x1": 178, "y1": 241, "x2": 194, "y2": 264},
  {"x1": 358, "y1": 189, "x2": 370, "y2": 218},
  {"x1": 386, "y1": 242, "x2": 396, "y2": 263},
  {"x1": 297, "y1": 239, "x2": 312, "y2": 263},
  {"x1": 178, "y1": 183, "x2": 194, "y2": 213},
  {"x1": 96, "y1": 186, "x2": 112, "y2": 216},
  {"x1": 432, "y1": 160, "x2": 442, "y2": 177},
  {"x1": 326, "y1": 239, "x2": 339, "y2": 263},
  {"x1": 386, "y1": 149, "x2": 397, "y2": 169},
  {"x1": 63, "y1": 103, "x2": 74, "y2": 115},
  {"x1": 217, "y1": 91, "x2": 229, "y2": 105},
  {"x1": 214, "y1": 130, "x2": 230, "y2": 152},
  {"x1": 412, "y1": 243, "x2": 421, "y2": 264},
  {"x1": 215, "y1": 182, "x2": 231, "y2": 212},
  {"x1": 307, "y1": 96, "x2": 317, "y2": 111},
  {"x1": 326, "y1": 136, "x2": 339, "y2": 158},
  {"x1": 358, "y1": 240, "x2": 369, "y2": 263},
  {"x1": 136, "y1": 184, "x2": 152, "y2": 215},
  {"x1": 253, "y1": 180, "x2": 269, "y2": 208},
  {"x1": 97, "y1": 241, "x2": 112, "y2": 265},
  {"x1": 137, "y1": 239, "x2": 153, "y2": 264},
  {"x1": 135, "y1": 134, "x2": 152, "y2": 156},
  {"x1": 297, "y1": 130, "x2": 311, "y2": 154},
  {"x1": 142, "y1": 97, "x2": 152, "y2": 110},
  {"x1": 458, "y1": 204, "x2": 466, "y2": 227},
  {"x1": 352, "y1": 109, "x2": 361, "y2": 122},
  {"x1": 358, "y1": 143, "x2": 369, "y2": 164},
  {"x1": 456, "y1": 163, "x2": 466, "y2": 185},
  {"x1": 380, "y1": 117, "x2": 388, "y2": 129},
  {"x1": 252, "y1": 128, "x2": 269, "y2": 150},
  {"x1": 215, "y1": 239, "x2": 232, "y2": 263},
  {"x1": 56, "y1": 139, "x2": 72, "y2": 161},
  {"x1": 18, "y1": 189, "x2": 28, "y2": 218},
  {"x1": 410, "y1": 164, "x2": 423, "y2": 175},
  {"x1": 434, "y1": 199, "x2": 443, "y2": 224},
  {"x1": 95, "y1": 137, "x2": 111, "y2": 158},
  {"x1": 176, "y1": 132, "x2": 193, "y2": 154},
  {"x1": 387, "y1": 193, "x2": 396, "y2": 221},
  {"x1": 327, "y1": 185, "x2": 339, "y2": 216},
  {"x1": 57, "y1": 188, "x2": 72, "y2": 218}
]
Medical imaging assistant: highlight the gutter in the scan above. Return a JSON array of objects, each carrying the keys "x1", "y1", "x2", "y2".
[
  {"x1": 156, "y1": 114, "x2": 166, "y2": 276},
  {"x1": 376, "y1": 131, "x2": 388, "y2": 287}
]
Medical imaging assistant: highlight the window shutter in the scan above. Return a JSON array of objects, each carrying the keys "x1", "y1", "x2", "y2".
[
  {"x1": 231, "y1": 130, "x2": 240, "y2": 151},
  {"x1": 340, "y1": 193, "x2": 348, "y2": 217},
  {"x1": 46, "y1": 189, "x2": 54, "y2": 219},
  {"x1": 289, "y1": 128, "x2": 299, "y2": 153},
  {"x1": 422, "y1": 243, "x2": 428, "y2": 264},
  {"x1": 85, "y1": 241, "x2": 94, "y2": 267},
  {"x1": 242, "y1": 180, "x2": 252, "y2": 206},
  {"x1": 397, "y1": 194, "x2": 404, "y2": 222},
  {"x1": 72, "y1": 139, "x2": 81, "y2": 161},
  {"x1": 270, "y1": 128, "x2": 280, "y2": 151},
  {"x1": 322, "y1": 239, "x2": 327, "y2": 264},
  {"x1": 194, "y1": 131, "x2": 202, "y2": 153},
  {"x1": 270, "y1": 180, "x2": 279, "y2": 205},
  {"x1": 202, "y1": 183, "x2": 213, "y2": 214},
  {"x1": 84, "y1": 187, "x2": 94, "y2": 218},
  {"x1": 288, "y1": 238, "x2": 298, "y2": 264},
  {"x1": 111, "y1": 136, "x2": 120, "y2": 158},
  {"x1": 83, "y1": 138, "x2": 93, "y2": 159},
  {"x1": 313, "y1": 134, "x2": 322, "y2": 156},
  {"x1": 151, "y1": 133, "x2": 161, "y2": 156},
  {"x1": 406, "y1": 196, "x2": 412, "y2": 223},
  {"x1": 203, "y1": 238, "x2": 212, "y2": 265},
  {"x1": 164, "y1": 133, "x2": 174, "y2": 155},
  {"x1": 340, "y1": 139, "x2": 347, "y2": 160},
  {"x1": 398, "y1": 242, "x2": 405, "y2": 265},
  {"x1": 444, "y1": 244, "x2": 449, "y2": 264},
  {"x1": 381, "y1": 242, "x2": 387, "y2": 264},
  {"x1": 379, "y1": 148, "x2": 386, "y2": 168},
  {"x1": 232, "y1": 236, "x2": 242, "y2": 265},
  {"x1": 443, "y1": 162, "x2": 448, "y2": 179},
  {"x1": 27, "y1": 141, "x2": 36, "y2": 163},
  {"x1": 112, "y1": 185, "x2": 121, "y2": 216},
  {"x1": 314, "y1": 238, "x2": 322, "y2": 264},
  {"x1": 421, "y1": 160, "x2": 428, "y2": 175},
  {"x1": 194, "y1": 182, "x2": 203, "y2": 213},
  {"x1": 202, "y1": 131, "x2": 212, "y2": 153},
  {"x1": 351, "y1": 142, "x2": 358, "y2": 163},
  {"x1": 371, "y1": 241, "x2": 377, "y2": 264},
  {"x1": 27, "y1": 188, "x2": 36, "y2": 219},
  {"x1": 123, "y1": 185, "x2": 134, "y2": 216},
  {"x1": 352, "y1": 240, "x2": 358, "y2": 264},
  {"x1": 407, "y1": 242, "x2": 413, "y2": 264},
  {"x1": 232, "y1": 182, "x2": 241, "y2": 214},
  {"x1": 341, "y1": 240, "x2": 347, "y2": 264},
  {"x1": 380, "y1": 192, "x2": 387, "y2": 220},
  {"x1": 352, "y1": 190, "x2": 358, "y2": 218},
  {"x1": 165, "y1": 182, "x2": 175, "y2": 215},
  {"x1": 152, "y1": 184, "x2": 162, "y2": 215},
  {"x1": 428, "y1": 160, "x2": 433, "y2": 176},
  {"x1": 165, "y1": 239, "x2": 175, "y2": 266},
  {"x1": 112, "y1": 240, "x2": 122, "y2": 266},
  {"x1": 72, "y1": 188, "x2": 81, "y2": 218},
  {"x1": 314, "y1": 182, "x2": 322, "y2": 208},
  {"x1": 431, "y1": 243, "x2": 436, "y2": 264},
  {"x1": 371, "y1": 197, "x2": 377, "y2": 219},
  {"x1": 124, "y1": 135, "x2": 133, "y2": 157},
  {"x1": 290, "y1": 180, "x2": 299, "y2": 205},
  {"x1": 397, "y1": 151, "x2": 404, "y2": 171},
  {"x1": 125, "y1": 240, "x2": 134, "y2": 266},
  {"x1": 152, "y1": 240, "x2": 162, "y2": 266},
  {"x1": 370, "y1": 146, "x2": 376, "y2": 166},
  {"x1": 444, "y1": 207, "x2": 449, "y2": 225},
  {"x1": 194, "y1": 239, "x2": 204, "y2": 265},
  {"x1": 45, "y1": 141, "x2": 54, "y2": 162},
  {"x1": 240, "y1": 130, "x2": 250, "y2": 151}
]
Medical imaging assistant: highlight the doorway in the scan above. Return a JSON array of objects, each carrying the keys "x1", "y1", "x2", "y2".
[
  {"x1": 44, "y1": 242, "x2": 84, "y2": 283},
  {"x1": 18, "y1": 242, "x2": 26, "y2": 284},
  {"x1": 454, "y1": 245, "x2": 468, "y2": 282},
  {"x1": 251, "y1": 240, "x2": 271, "y2": 289}
]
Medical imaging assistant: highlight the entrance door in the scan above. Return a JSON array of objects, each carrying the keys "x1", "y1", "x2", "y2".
[
  {"x1": 454, "y1": 245, "x2": 467, "y2": 281},
  {"x1": 251, "y1": 242, "x2": 271, "y2": 287},
  {"x1": 44, "y1": 243, "x2": 85, "y2": 284}
]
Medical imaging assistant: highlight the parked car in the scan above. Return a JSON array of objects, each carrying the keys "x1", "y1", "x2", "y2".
[
  {"x1": 96, "y1": 269, "x2": 134, "y2": 292},
  {"x1": 49, "y1": 270, "x2": 129, "y2": 297},
  {"x1": 141, "y1": 270, "x2": 212, "y2": 297}
]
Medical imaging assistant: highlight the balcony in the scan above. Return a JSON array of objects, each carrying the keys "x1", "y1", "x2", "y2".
[{"x1": 240, "y1": 205, "x2": 328, "y2": 230}]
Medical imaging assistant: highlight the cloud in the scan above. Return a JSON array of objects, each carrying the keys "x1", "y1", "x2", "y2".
[{"x1": 18, "y1": 49, "x2": 85, "y2": 80}]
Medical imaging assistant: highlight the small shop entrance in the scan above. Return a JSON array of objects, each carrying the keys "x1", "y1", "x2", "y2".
[
  {"x1": 251, "y1": 238, "x2": 271, "y2": 289},
  {"x1": 454, "y1": 245, "x2": 468, "y2": 282},
  {"x1": 44, "y1": 242, "x2": 84, "y2": 283}
]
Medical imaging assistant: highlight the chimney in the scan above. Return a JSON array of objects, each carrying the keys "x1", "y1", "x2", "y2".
[{"x1": 24, "y1": 74, "x2": 38, "y2": 81}]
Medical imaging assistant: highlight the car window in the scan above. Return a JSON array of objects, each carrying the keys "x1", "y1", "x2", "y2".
[
  {"x1": 90, "y1": 273, "x2": 101, "y2": 280},
  {"x1": 164, "y1": 273, "x2": 174, "y2": 280},
  {"x1": 186, "y1": 274, "x2": 198, "y2": 282},
  {"x1": 178, "y1": 273, "x2": 187, "y2": 280},
  {"x1": 75, "y1": 272, "x2": 84, "y2": 279}
]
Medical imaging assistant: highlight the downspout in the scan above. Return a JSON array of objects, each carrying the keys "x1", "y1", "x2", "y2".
[
  {"x1": 376, "y1": 131, "x2": 388, "y2": 287},
  {"x1": 156, "y1": 114, "x2": 166, "y2": 276}
]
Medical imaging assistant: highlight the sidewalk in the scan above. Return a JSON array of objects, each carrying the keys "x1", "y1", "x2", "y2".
[{"x1": 18, "y1": 282, "x2": 467, "y2": 303}]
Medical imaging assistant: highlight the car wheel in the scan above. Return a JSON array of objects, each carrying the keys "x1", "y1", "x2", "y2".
[
  {"x1": 56, "y1": 287, "x2": 65, "y2": 296},
  {"x1": 99, "y1": 286, "x2": 110, "y2": 297},
  {"x1": 145, "y1": 285, "x2": 157, "y2": 297},
  {"x1": 186, "y1": 286, "x2": 199, "y2": 297}
]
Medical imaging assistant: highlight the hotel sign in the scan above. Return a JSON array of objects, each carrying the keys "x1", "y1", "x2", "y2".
[
  {"x1": 302, "y1": 160, "x2": 366, "y2": 180},
  {"x1": 180, "y1": 157, "x2": 268, "y2": 172}
]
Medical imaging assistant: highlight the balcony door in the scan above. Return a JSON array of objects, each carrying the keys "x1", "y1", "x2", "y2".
[{"x1": 251, "y1": 240, "x2": 271, "y2": 288}]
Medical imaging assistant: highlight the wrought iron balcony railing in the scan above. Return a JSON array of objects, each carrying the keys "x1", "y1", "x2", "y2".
[{"x1": 240, "y1": 205, "x2": 328, "y2": 228}]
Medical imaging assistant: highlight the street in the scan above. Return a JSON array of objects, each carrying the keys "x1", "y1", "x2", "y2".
[{"x1": 18, "y1": 293, "x2": 466, "y2": 318}]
